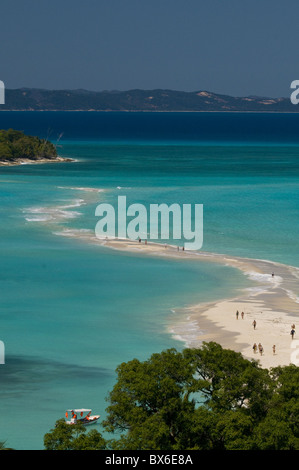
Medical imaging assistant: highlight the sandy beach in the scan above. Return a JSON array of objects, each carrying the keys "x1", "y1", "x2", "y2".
[
  {"x1": 100, "y1": 238, "x2": 299, "y2": 369},
  {"x1": 53, "y1": 230, "x2": 299, "y2": 369},
  {"x1": 170, "y1": 294, "x2": 298, "y2": 369}
]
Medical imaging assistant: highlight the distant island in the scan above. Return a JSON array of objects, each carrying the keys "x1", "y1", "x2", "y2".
[
  {"x1": 0, "y1": 129, "x2": 72, "y2": 166},
  {"x1": 0, "y1": 88, "x2": 297, "y2": 112}
]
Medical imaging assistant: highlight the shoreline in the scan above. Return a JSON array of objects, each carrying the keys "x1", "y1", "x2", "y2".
[
  {"x1": 169, "y1": 290, "x2": 298, "y2": 369},
  {"x1": 23, "y1": 185, "x2": 299, "y2": 370},
  {"x1": 0, "y1": 156, "x2": 75, "y2": 167},
  {"x1": 69, "y1": 235, "x2": 299, "y2": 369}
]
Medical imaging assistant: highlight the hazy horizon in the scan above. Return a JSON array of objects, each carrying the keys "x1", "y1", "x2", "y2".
[{"x1": 0, "y1": 0, "x2": 298, "y2": 98}]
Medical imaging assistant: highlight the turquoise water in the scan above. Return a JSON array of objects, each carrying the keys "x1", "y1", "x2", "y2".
[{"x1": 1, "y1": 112, "x2": 299, "y2": 449}]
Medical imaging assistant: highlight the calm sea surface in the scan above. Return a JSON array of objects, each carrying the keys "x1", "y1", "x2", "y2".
[{"x1": 1, "y1": 112, "x2": 299, "y2": 449}]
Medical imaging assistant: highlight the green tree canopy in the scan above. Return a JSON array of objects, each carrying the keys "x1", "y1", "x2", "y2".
[
  {"x1": 44, "y1": 342, "x2": 299, "y2": 450},
  {"x1": 44, "y1": 419, "x2": 107, "y2": 451},
  {"x1": 0, "y1": 128, "x2": 57, "y2": 162}
]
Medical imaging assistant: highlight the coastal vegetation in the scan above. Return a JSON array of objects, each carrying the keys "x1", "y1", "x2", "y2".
[
  {"x1": 0, "y1": 128, "x2": 58, "y2": 163},
  {"x1": 44, "y1": 342, "x2": 299, "y2": 450}
]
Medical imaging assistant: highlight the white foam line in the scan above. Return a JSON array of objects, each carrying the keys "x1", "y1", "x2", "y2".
[
  {"x1": 58, "y1": 186, "x2": 104, "y2": 193},
  {"x1": 23, "y1": 199, "x2": 86, "y2": 223}
]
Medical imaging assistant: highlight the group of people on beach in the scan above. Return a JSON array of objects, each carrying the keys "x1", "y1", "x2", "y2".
[
  {"x1": 252, "y1": 343, "x2": 264, "y2": 355},
  {"x1": 137, "y1": 238, "x2": 186, "y2": 251},
  {"x1": 252, "y1": 342, "x2": 277, "y2": 356},
  {"x1": 235, "y1": 309, "x2": 296, "y2": 358},
  {"x1": 235, "y1": 310, "x2": 245, "y2": 320}
]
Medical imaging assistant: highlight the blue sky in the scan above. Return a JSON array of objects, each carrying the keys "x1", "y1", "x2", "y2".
[{"x1": 0, "y1": 0, "x2": 298, "y2": 96}]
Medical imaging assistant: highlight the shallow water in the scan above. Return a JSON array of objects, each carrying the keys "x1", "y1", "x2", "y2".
[{"x1": 1, "y1": 112, "x2": 299, "y2": 449}]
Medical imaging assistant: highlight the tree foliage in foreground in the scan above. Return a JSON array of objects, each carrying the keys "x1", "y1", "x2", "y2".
[
  {"x1": 44, "y1": 419, "x2": 107, "y2": 451},
  {"x1": 44, "y1": 342, "x2": 299, "y2": 450}
]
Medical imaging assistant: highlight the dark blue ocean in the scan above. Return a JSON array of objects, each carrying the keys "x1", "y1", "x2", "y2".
[{"x1": 1, "y1": 111, "x2": 299, "y2": 449}]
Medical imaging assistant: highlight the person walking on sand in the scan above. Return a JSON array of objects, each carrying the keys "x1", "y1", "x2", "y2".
[
  {"x1": 258, "y1": 343, "x2": 263, "y2": 355},
  {"x1": 252, "y1": 320, "x2": 257, "y2": 330},
  {"x1": 272, "y1": 345, "x2": 276, "y2": 355},
  {"x1": 253, "y1": 343, "x2": 257, "y2": 354},
  {"x1": 241, "y1": 311, "x2": 244, "y2": 319},
  {"x1": 236, "y1": 310, "x2": 239, "y2": 320},
  {"x1": 291, "y1": 328, "x2": 295, "y2": 339}
]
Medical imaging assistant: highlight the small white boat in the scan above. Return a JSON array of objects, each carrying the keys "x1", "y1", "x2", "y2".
[{"x1": 65, "y1": 409, "x2": 100, "y2": 426}]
